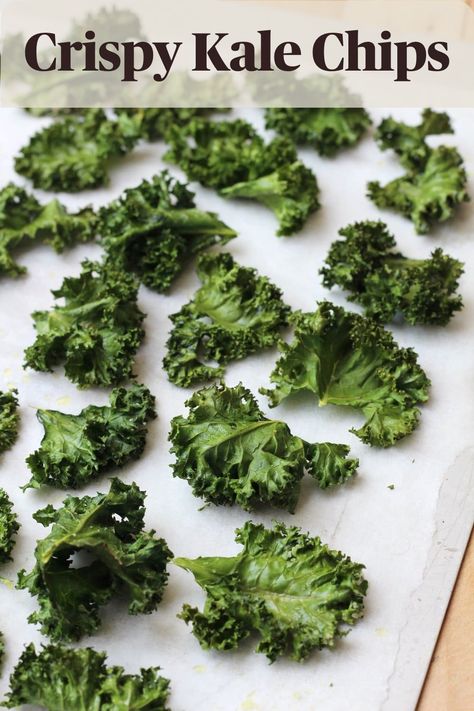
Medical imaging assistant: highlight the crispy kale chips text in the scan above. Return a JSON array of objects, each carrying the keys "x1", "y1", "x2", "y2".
[
  {"x1": 165, "y1": 118, "x2": 320, "y2": 235},
  {"x1": 163, "y1": 252, "x2": 290, "y2": 387},
  {"x1": 15, "y1": 109, "x2": 139, "y2": 192},
  {"x1": 265, "y1": 108, "x2": 371, "y2": 156},
  {"x1": 3, "y1": 644, "x2": 171, "y2": 711},
  {"x1": 261, "y1": 302, "x2": 430, "y2": 447},
  {"x1": 24, "y1": 259, "x2": 145, "y2": 388},
  {"x1": 0, "y1": 183, "x2": 96, "y2": 278},
  {"x1": 100, "y1": 172, "x2": 236, "y2": 293},
  {"x1": 321, "y1": 220, "x2": 464, "y2": 325},
  {"x1": 0, "y1": 488, "x2": 20, "y2": 565},
  {"x1": 374, "y1": 109, "x2": 454, "y2": 170},
  {"x1": 170, "y1": 383, "x2": 358, "y2": 511},
  {"x1": 0, "y1": 389, "x2": 20, "y2": 455},
  {"x1": 25, "y1": 383, "x2": 156, "y2": 490},
  {"x1": 176, "y1": 521, "x2": 368, "y2": 662},
  {"x1": 17, "y1": 478, "x2": 172, "y2": 642}
]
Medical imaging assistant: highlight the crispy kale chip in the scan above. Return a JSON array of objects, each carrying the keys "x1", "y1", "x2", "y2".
[
  {"x1": 24, "y1": 259, "x2": 145, "y2": 388},
  {"x1": 0, "y1": 389, "x2": 20, "y2": 455},
  {"x1": 14, "y1": 109, "x2": 139, "y2": 192},
  {"x1": 0, "y1": 183, "x2": 96, "y2": 278},
  {"x1": 3, "y1": 643, "x2": 171, "y2": 710},
  {"x1": 17, "y1": 478, "x2": 172, "y2": 642},
  {"x1": 115, "y1": 107, "x2": 213, "y2": 141},
  {"x1": 367, "y1": 146, "x2": 469, "y2": 234},
  {"x1": 169, "y1": 383, "x2": 358, "y2": 512},
  {"x1": 321, "y1": 220, "x2": 464, "y2": 325},
  {"x1": 375, "y1": 109, "x2": 453, "y2": 170},
  {"x1": 176, "y1": 521, "x2": 368, "y2": 662},
  {"x1": 264, "y1": 108, "x2": 371, "y2": 156},
  {"x1": 99, "y1": 172, "x2": 236, "y2": 293},
  {"x1": 163, "y1": 252, "x2": 291, "y2": 387},
  {"x1": 261, "y1": 302, "x2": 430, "y2": 447},
  {"x1": 25, "y1": 383, "x2": 156, "y2": 491},
  {"x1": 0, "y1": 488, "x2": 20, "y2": 565},
  {"x1": 165, "y1": 118, "x2": 320, "y2": 235}
]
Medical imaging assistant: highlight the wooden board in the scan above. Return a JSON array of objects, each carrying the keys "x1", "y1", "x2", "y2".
[{"x1": 417, "y1": 530, "x2": 474, "y2": 711}]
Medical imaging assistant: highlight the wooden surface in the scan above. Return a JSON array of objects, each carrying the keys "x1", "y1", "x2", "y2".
[{"x1": 416, "y1": 529, "x2": 474, "y2": 711}]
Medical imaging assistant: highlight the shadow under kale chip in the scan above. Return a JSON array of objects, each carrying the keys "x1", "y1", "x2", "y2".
[
  {"x1": 25, "y1": 383, "x2": 156, "y2": 490},
  {"x1": 99, "y1": 171, "x2": 236, "y2": 293},
  {"x1": 18, "y1": 478, "x2": 173, "y2": 642},
  {"x1": 3, "y1": 643, "x2": 171, "y2": 710},
  {"x1": 163, "y1": 252, "x2": 291, "y2": 387},
  {"x1": 175, "y1": 521, "x2": 368, "y2": 662},
  {"x1": 170, "y1": 382, "x2": 358, "y2": 512},
  {"x1": 24, "y1": 259, "x2": 146, "y2": 388},
  {"x1": 261, "y1": 301, "x2": 430, "y2": 447},
  {"x1": 321, "y1": 220, "x2": 464, "y2": 325}
]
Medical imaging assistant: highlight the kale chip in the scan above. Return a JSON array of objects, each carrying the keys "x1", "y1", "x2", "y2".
[
  {"x1": 14, "y1": 109, "x2": 139, "y2": 192},
  {"x1": 25, "y1": 383, "x2": 156, "y2": 490},
  {"x1": 0, "y1": 183, "x2": 96, "y2": 278},
  {"x1": 0, "y1": 488, "x2": 20, "y2": 565},
  {"x1": 165, "y1": 118, "x2": 320, "y2": 235},
  {"x1": 24, "y1": 259, "x2": 146, "y2": 388},
  {"x1": 99, "y1": 172, "x2": 236, "y2": 293},
  {"x1": 261, "y1": 302, "x2": 430, "y2": 447},
  {"x1": 115, "y1": 107, "x2": 213, "y2": 141},
  {"x1": 265, "y1": 108, "x2": 372, "y2": 156},
  {"x1": 321, "y1": 220, "x2": 464, "y2": 325},
  {"x1": 176, "y1": 521, "x2": 368, "y2": 662},
  {"x1": 367, "y1": 146, "x2": 469, "y2": 234},
  {"x1": 0, "y1": 390, "x2": 20, "y2": 455},
  {"x1": 163, "y1": 252, "x2": 291, "y2": 387},
  {"x1": 17, "y1": 478, "x2": 172, "y2": 642},
  {"x1": 3, "y1": 643, "x2": 171, "y2": 710},
  {"x1": 170, "y1": 383, "x2": 358, "y2": 511},
  {"x1": 375, "y1": 109, "x2": 453, "y2": 170}
]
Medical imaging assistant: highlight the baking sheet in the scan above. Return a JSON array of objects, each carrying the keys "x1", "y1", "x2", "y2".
[{"x1": 0, "y1": 107, "x2": 473, "y2": 711}]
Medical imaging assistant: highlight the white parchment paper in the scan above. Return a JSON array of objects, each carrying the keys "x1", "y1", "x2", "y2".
[{"x1": 0, "y1": 108, "x2": 473, "y2": 711}]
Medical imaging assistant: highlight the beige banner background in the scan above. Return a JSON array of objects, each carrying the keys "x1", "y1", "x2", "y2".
[{"x1": 1, "y1": 0, "x2": 473, "y2": 107}]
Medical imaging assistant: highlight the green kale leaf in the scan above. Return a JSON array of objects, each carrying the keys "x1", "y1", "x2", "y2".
[
  {"x1": 99, "y1": 172, "x2": 236, "y2": 293},
  {"x1": 261, "y1": 302, "x2": 430, "y2": 447},
  {"x1": 169, "y1": 383, "x2": 358, "y2": 512},
  {"x1": 3, "y1": 643, "x2": 171, "y2": 710},
  {"x1": 367, "y1": 146, "x2": 469, "y2": 234},
  {"x1": 165, "y1": 118, "x2": 320, "y2": 235},
  {"x1": 0, "y1": 389, "x2": 20, "y2": 455},
  {"x1": 14, "y1": 109, "x2": 139, "y2": 192},
  {"x1": 264, "y1": 108, "x2": 372, "y2": 156},
  {"x1": 0, "y1": 488, "x2": 20, "y2": 565},
  {"x1": 375, "y1": 109, "x2": 453, "y2": 170},
  {"x1": 115, "y1": 107, "x2": 214, "y2": 141},
  {"x1": 321, "y1": 220, "x2": 464, "y2": 325},
  {"x1": 175, "y1": 520, "x2": 368, "y2": 662},
  {"x1": 17, "y1": 478, "x2": 172, "y2": 642},
  {"x1": 163, "y1": 252, "x2": 291, "y2": 387},
  {"x1": 23, "y1": 259, "x2": 145, "y2": 388},
  {"x1": 0, "y1": 183, "x2": 96, "y2": 278},
  {"x1": 25, "y1": 383, "x2": 156, "y2": 491}
]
